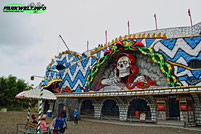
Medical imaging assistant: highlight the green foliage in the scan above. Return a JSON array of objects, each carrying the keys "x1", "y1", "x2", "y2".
[{"x1": 0, "y1": 75, "x2": 32, "y2": 109}]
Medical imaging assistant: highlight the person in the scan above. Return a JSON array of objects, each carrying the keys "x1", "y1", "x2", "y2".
[
  {"x1": 73, "y1": 108, "x2": 79, "y2": 125},
  {"x1": 40, "y1": 115, "x2": 48, "y2": 133},
  {"x1": 31, "y1": 114, "x2": 38, "y2": 124},
  {"x1": 52, "y1": 113, "x2": 67, "y2": 134},
  {"x1": 61, "y1": 106, "x2": 66, "y2": 119}
]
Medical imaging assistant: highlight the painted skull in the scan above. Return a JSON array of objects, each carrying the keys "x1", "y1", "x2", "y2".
[{"x1": 117, "y1": 56, "x2": 131, "y2": 78}]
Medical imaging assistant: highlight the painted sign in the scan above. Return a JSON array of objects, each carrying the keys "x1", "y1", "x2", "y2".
[
  {"x1": 140, "y1": 113, "x2": 146, "y2": 121},
  {"x1": 157, "y1": 104, "x2": 165, "y2": 110},
  {"x1": 180, "y1": 105, "x2": 187, "y2": 111},
  {"x1": 135, "y1": 111, "x2": 139, "y2": 117}
]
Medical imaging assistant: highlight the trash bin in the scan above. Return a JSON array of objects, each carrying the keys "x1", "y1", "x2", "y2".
[{"x1": 47, "y1": 108, "x2": 52, "y2": 117}]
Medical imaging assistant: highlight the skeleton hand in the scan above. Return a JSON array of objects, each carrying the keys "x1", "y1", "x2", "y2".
[
  {"x1": 101, "y1": 77, "x2": 120, "y2": 86},
  {"x1": 133, "y1": 76, "x2": 147, "y2": 83}
]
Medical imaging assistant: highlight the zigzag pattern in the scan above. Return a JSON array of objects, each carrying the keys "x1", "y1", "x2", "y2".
[
  {"x1": 61, "y1": 67, "x2": 91, "y2": 91},
  {"x1": 154, "y1": 38, "x2": 201, "y2": 61},
  {"x1": 44, "y1": 36, "x2": 201, "y2": 92},
  {"x1": 46, "y1": 54, "x2": 96, "y2": 91},
  {"x1": 154, "y1": 37, "x2": 201, "y2": 86},
  {"x1": 158, "y1": 49, "x2": 201, "y2": 62}
]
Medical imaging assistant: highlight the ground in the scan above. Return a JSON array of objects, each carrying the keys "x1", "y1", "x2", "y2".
[{"x1": 0, "y1": 111, "x2": 201, "y2": 134}]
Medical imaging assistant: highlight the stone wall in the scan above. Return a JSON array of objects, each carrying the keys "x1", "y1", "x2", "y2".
[
  {"x1": 191, "y1": 93, "x2": 201, "y2": 126},
  {"x1": 93, "y1": 104, "x2": 102, "y2": 119},
  {"x1": 54, "y1": 98, "x2": 79, "y2": 120},
  {"x1": 118, "y1": 104, "x2": 129, "y2": 121},
  {"x1": 180, "y1": 111, "x2": 195, "y2": 127},
  {"x1": 158, "y1": 111, "x2": 166, "y2": 120}
]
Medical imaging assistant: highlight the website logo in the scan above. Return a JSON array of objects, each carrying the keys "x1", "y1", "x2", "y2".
[{"x1": 3, "y1": 2, "x2": 47, "y2": 14}]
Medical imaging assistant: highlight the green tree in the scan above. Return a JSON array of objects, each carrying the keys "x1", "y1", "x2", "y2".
[{"x1": 0, "y1": 75, "x2": 32, "y2": 109}]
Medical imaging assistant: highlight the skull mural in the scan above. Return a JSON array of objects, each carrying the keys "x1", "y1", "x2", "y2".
[
  {"x1": 116, "y1": 56, "x2": 131, "y2": 78},
  {"x1": 99, "y1": 53, "x2": 158, "y2": 90},
  {"x1": 115, "y1": 53, "x2": 139, "y2": 84},
  {"x1": 115, "y1": 53, "x2": 158, "y2": 89}
]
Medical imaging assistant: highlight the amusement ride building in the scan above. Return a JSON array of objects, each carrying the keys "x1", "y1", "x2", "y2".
[{"x1": 41, "y1": 22, "x2": 201, "y2": 127}]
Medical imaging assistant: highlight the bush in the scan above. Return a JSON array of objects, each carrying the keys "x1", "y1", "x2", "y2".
[{"x1": 0, "y1": 75, "x2": 32, "y2": 110}]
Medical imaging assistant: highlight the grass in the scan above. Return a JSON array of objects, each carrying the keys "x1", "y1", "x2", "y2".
[{"x1": 0, "y1": 111, "x2": 201, "y2": 134}]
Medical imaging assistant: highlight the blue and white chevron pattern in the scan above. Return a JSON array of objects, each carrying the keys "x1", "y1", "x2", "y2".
[
  {"x1": 153, "y1": 36, "x2": 201, "y2": 86},
  {"x1": 44, "y1": 36, "x2": 201, "y2": 92}
]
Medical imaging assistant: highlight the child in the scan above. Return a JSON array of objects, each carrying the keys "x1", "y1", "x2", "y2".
[
  {"x1": 31, "y1": 114, "x2": 38, "y2": 124},
  {"x1": 73, "y1": 109, "x2": 79, "y2": 125}
]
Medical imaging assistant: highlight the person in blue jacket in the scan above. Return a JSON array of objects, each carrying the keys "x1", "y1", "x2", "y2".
[
  {"x1": 53, "y1": 113, "x2": 67, "y2": 134},
  {"x1": 73, "y1": 108, "x2": 79, "y2": 125}
]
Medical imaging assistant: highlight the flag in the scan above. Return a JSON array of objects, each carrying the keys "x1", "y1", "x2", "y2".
[
  {"x1": 188, "y1": 9, "x2": 193, "y2": 27},
  {"x1": 128, "y1": 20, "x2": 130, "y2": 35},
  {"x1": 188, "y1": 9, "x2": 191, "y2": 16},
  {"x1": 128, "y1": 21, "x2": 130, "y2": 27},
  {"x1": 105, "y1": 30, "x2": 107, "y2": 44},
  {"x1": 105, "y1": 30, "x2": 107, "y2": 37},
  {"x1": 154, "y1": 13, "x2": 158, "y2": 30}
]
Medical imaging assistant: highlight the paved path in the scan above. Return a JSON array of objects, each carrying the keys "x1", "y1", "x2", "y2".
[{"x1": 81, "y1": 118, "x2": 201, "y2": 132}]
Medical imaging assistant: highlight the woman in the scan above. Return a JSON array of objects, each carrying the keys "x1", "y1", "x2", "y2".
[{"x1": 40, "y1": 115, "x2": 48, "y2": 132}]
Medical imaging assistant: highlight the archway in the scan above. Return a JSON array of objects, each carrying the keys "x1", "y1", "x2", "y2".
[
  {"x1": 168, "y1": 98, "x2": 180, "y2": 119},
  {"x1": 128, "y1": 99, "x2": 151, "y2": 118},
  {"x1": 58, "y1": 103, "x2": 64, "y2": 117},
  {"x1": 101, "y1": 100, "x2": 119, "y2": 117},
  {"x1": 43, "y1": 100, "x2": 49, "y2": 114},
  {"x1": 80, "y1": 100, "x2": 94, "y2": 115}
]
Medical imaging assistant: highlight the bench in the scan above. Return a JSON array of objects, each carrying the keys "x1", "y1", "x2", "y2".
[{"x1": 16, "y1": 122, "x2": 50, "y2": 134}]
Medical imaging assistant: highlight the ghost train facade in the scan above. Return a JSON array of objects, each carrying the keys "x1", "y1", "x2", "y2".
[{"x1": 41, "y1": 22, "x2": 201, "y2": 126}]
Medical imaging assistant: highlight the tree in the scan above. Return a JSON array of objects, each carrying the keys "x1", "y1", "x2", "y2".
[{"x1": 0, "y1": 75, "x2": 32, "y2": 108}]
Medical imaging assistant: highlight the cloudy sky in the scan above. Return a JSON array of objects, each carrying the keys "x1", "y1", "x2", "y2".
[{"x1": 0, "y1": 0, "x2": 201, "y2": 86}]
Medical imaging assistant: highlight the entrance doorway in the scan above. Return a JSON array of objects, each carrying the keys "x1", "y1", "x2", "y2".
[
  {"x1": 168, "y1": 98, "x2": 180, "y2": 119},
  {"x1": 43, "y1": 100, "x2": 49, "y2": 114},
  {"x1": 58, "y1": 103, "x2": 64, "y2": 117},
  {"x1": 80, "y1": 100, "x2": 94, "y2": 115},
  {"x1": 101, "y1": 100, "x2": 119, "y2": 117},
  {"x1": 128, "y1": 99, "x2": 151, "y2": 118}
]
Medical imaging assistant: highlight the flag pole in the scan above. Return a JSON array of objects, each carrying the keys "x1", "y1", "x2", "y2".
[
  {"x1": 154, "y1": 14, "x2": 158, "y2": 30},
  {"x1": 128, "y1": 21, "x2": 130, "y2": 35}
]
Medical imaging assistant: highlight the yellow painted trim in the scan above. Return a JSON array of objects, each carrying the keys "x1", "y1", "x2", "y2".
[
  {"x1": 166, "y1": 60, "x2": 201, "y2": 70},
  {"x1": 119, "y1": 36, "x2": 122, "y2": 41},
  {"x1": 156, "y1": 32, "x2": 161, "y2": 38},
  {"x1": 137, "y1": 33, "x2": 141, "y2": 39},
  {"x1": 146, "y1": 33, "x2": 150, "y2": 38},
  {"x1": 44, "y1": 79, "x2": 62, "y2": 88}
]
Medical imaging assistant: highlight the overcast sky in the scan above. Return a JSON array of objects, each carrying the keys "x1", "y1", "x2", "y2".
[{"x1": 0, "y1": 0, "x2": 201, "y2": 86}]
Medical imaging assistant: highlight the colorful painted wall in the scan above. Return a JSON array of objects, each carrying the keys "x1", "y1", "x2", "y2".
[{"x1": 41, "y1": 23, "x2": 201, "y2": 93}]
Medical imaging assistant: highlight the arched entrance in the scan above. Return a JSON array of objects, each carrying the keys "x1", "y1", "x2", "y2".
[
  {"x1": 58, "y1": 103, "x2": 64, "y2": 117},
  {"x1": 168, "y1": 98, "x2": 180, "y2": 119},
  {"x1": 101, "y1": 100, "x2": 119, "y2": 117},
  {"x1": 80, "y1": 100, "x2": 94, "y2": 115},
  {"x1": 128, "y1": 99, "x2": 151, "y2": 119},
  {"x1": 43, "y1": 100, "x2": 50, "y2": 114}
]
